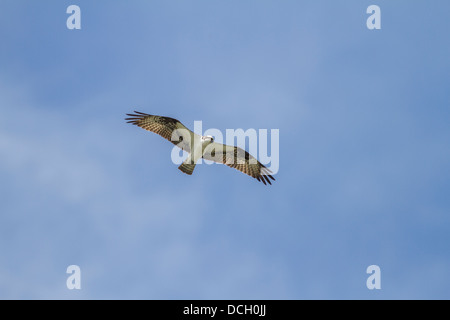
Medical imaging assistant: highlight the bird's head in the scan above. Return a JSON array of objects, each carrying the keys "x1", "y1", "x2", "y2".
[{"x1": 202, "y1": 135, "x2": 214, "y2": 144}]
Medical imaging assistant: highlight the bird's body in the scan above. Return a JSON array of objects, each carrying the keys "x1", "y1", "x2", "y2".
[
  {"x1": 125, "y1": 111, "x2": 275, "y2": 185},
  {"x1": 178, "y1": 134, "x2": 214, "y2": 175}
]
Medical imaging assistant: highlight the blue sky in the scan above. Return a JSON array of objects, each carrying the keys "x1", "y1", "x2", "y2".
[{"x1": 0, "y1": 0, "x2": 449, "y2": 299}]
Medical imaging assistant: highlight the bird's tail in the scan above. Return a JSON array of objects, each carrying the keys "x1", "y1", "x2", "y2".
[{"x1": 178, "y1": 162, "x2": 196, "y2": 175}]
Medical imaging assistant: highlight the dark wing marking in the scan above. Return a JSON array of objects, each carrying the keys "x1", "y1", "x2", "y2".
[
  {"x1": 203, "y1": 142, "x2": 276, "y2": 185},
  {"x1": 125, "y1": 111, "x2": 193, "y2": 152}
]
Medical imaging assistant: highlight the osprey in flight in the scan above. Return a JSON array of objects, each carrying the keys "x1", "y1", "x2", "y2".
[{"x1": 125, "y1": 111, "x2": 275, "y2": 185}]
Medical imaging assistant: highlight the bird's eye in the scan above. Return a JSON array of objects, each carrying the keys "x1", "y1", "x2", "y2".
[{"x1": 179, "y1": 136, "x2": 183, "y2": 141}]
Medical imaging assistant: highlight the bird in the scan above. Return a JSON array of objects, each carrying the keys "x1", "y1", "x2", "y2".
[{"x1": 125, "y1": 111, "x2": 276, "y2": 185}]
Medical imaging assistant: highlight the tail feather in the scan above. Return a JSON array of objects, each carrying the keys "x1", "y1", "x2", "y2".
[{"x1": 178, "y1": 163, "x2": 196, "y2": 175}]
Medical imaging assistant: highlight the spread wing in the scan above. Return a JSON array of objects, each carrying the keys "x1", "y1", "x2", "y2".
[
  {"x1": 125, "y1": 111, "x2": 195, "y2": 152},
  {"x1": 203, "y1": 142, "x2": 276, "y2": 185}
]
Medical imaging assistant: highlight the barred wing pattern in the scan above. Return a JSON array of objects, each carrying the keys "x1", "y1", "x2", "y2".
[
  {"x1": 203, "y1": 142, "x2": 275, "y2": 185},
  {"x1": 125, "y1": 111, "x2": 194, "y2": 152}
]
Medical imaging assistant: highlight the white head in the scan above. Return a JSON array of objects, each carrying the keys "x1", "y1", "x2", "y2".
[{"x1": 201, "y1": 135, "x2": 214, "y2": 144}]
